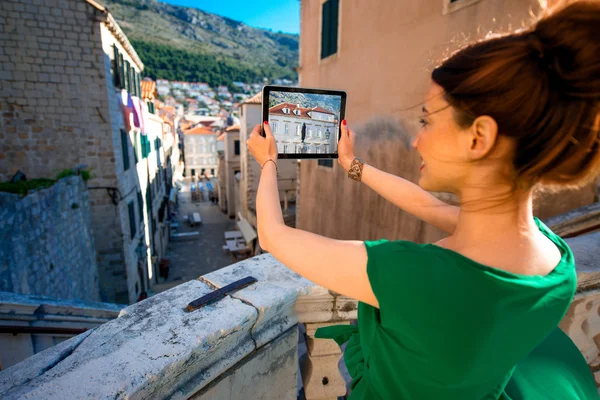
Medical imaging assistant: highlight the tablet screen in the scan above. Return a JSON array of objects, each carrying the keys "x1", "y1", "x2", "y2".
[{"x1": 266, "y1": 89, "x2": 343, "y2": 157}]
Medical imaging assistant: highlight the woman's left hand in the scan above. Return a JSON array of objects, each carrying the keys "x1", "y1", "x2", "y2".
[{"x1": 248, "y1": 122, "x2": 278, "y2": 168}]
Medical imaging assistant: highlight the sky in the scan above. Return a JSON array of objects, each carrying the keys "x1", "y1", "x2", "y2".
[{"x1": 160, "y1": 0, "x2": 300, "y2": 34}]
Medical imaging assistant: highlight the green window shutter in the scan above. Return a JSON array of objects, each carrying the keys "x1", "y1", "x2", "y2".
[
  {"x1": 120, "y1": 129, "x2": 130, "y2": 171},
  {"x1": 128, "y1": 201, "x2": 136, "y2": 239},
  {"x1": 137, "y1": 191, "x2": 144, "y2": 223},
  {"x1": 321, "y1": 1, "x2": 331, "y2": 59},
  {"x1": 137, "y1": 72, "x2": 142, "y2": 98},
  {"x1": 124, "y1": 60, "x2": 130, "y2": 92},
  {"x1": 119, "y1": 53, "x2": 125, "y2": 90},
  {"x1": 329, "y1": 0, "x2": 339, "y2": 56},
  {"x1": 112, "y1": 45, "x2": 120, "y2": 88},
  {"x1": 321, "y1": 0, "x2": 339, "y2": 59}
]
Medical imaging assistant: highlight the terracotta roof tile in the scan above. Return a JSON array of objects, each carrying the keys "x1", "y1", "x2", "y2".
[
  {"x1": 141, "y1": 80, "x2": 156, "y2": 100},
  {"x1": 185, "y1": 126, "x2": 215, "y2": 135},
  {"x1": 268, "y1": 103, "x2": 336, "y2": 120},
  {"x1": 242, "y1": 92, "x2": 262, "y2": 105}
]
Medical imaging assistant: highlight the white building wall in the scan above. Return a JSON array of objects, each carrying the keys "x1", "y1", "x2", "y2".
[
  {"x1": 268, "y1": 115, "x2": 338, "y2": 154},
  {"x1": 184, "y1": 134, "x2": 218, "y2": 178},
  {"x1": 99, "y1": 20, "x2": 149, "y2": 304}
]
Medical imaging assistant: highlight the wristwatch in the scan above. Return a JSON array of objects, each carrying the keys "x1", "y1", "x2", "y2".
[{"x1": 348, "y1": 157, "x2": 365, "y2": 182}]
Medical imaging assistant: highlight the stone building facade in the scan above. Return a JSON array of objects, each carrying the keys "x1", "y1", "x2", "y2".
[
  {"x1": 183, "y1": 125, "x2": 218, "y2": 179},
  {"x1": 296, "y1": 0, "x2": 599, "y2": 243},
  {"x1": 268, "y1": 103, "x2": 338, "y2": 154},
  {"x1": 0, "y1": 0, "x2": 176, "y2": 304},
  {"x1": 0, "y1": 176, "x2": 100, "y2": 302}
]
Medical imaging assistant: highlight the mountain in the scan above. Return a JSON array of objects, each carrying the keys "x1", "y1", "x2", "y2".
[{"x1": 100, "y1": 0, "x2": 298, "y2": 88}]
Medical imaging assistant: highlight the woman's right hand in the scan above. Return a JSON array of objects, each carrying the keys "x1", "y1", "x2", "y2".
[{"x1": 338, "y1": 120, "x2": 356, "y2": 172}]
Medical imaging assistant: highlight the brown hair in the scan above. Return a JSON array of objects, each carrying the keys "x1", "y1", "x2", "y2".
[{"x1": 431, "y1": 1, "x2": 600, "y2": 189}]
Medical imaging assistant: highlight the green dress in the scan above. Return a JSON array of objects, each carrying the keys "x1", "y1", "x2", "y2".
[{"x1": 315, "y1": 217, "x2": 598, "y2": 399}]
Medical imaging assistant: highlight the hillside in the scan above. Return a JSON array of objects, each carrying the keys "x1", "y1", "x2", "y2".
[{"x1": 101, "y1": 0, "x2": 299, "y2": 86}]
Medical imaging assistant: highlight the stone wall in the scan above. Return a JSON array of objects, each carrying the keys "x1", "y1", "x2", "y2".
[
  {"x1": 0, "y1": 175, "x2": 100, "y2": 302},
  {"x1": 0, "y1": 0, "x2": 158, "y2": 304}
]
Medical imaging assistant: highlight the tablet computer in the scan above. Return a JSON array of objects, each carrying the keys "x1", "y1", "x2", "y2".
[{"x1": 261, "y1": 85, "x2": 347, "y2": 159}]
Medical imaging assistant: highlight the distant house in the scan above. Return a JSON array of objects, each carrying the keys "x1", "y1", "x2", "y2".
[
  {"x1": 268, "y1": 103, "x2": 338, "y2": 154},
  {"x1": 184, "y1": 125, "x2": 218, "y2": 178}
]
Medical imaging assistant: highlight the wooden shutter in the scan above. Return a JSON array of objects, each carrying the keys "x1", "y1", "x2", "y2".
[
  {"x1": 321, "y1": 0, "x2": 339, "y2": 59},
  {"x1": 128, "y1": 201, "x2": 136, "y2": 239},
  {"x1": 137, "y1": 72, "x2": 142, "y2": 98},
  {"x1": 124, "y1": 60, "x2": 130, "y2": 92},
  {"x1": 321, "y1": 1, "x2": 331, "y2": 59},
  {"x1": 329, "y1": 0, "x2": 339, "y2": 56},
  {"x1": 137, "y1": 191, "x2": 144, "y2": 223},
  {"x1": 120, "y1": 129, "x2": 130, "y2": 171},
  {"x1": 119, "y1": 53, "x2": 125, "y2": 90},
  {"x1": 112, "y1": 45, "x2": 121, "y2": 88}
]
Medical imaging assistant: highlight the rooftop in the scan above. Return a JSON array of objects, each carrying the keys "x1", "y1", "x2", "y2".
[
  {"x1": 242, "y1": 92, "x2": 262, "y2": 105},
  {"x1": 184, "y1": 126, "x2": 215, "y2": 135}
]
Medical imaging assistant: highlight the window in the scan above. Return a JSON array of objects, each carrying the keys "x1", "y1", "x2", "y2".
[
  {"x1": 200, "y1": 144, "x2": 206, "y2": 153},
  {"x1": 120, "y1": 129, "x2": 129, "y2": 171},
  {"x1": 137, "y1": 191, "x2": 144, "y2": 223},
  {"x1": 283, "y1": 144, "x2": 288, "y2": 153},
  {"x1": 321, "y1": 0, "x2": 339, "y2": 59},
  {"x1": 128, "y1": 201, "x2": 136, "y2": 238},
  {"x1": 294, "y1": 109, "x2": 301, "y2": 115},
  {"x1": 112, "y1": 45, "x2": 122, "y2": 89},
  {"x1": 234, "y1": 140, "x2": 240, "y2": 155},
  {"x1": 211, "y1": 168, "x2": 215, "y2": 175},
  {"x1": 272, "y1": 122, "x2": 278, "y2": 133},
  {"x1": 284, "y1": 124, "x2": 289, "y2": 134},
  {"x1": 119, "y1": 53, "x2": 125, "y2": 90},
  {"x1": 296, "y1": 125, "x2": 301, "y2": 136},
  {"x1": 318, "y1": 159, "x2": 334, "y2": 168},
  {"x1": 124, "y1": 60, "x2": 130, "y2": 92},
  {"x1": 140, "y1": 134, "x2": 151, "y2": 158},
  {"x1": 283, "y1": 107, "x2": 289, "y2": 114}
]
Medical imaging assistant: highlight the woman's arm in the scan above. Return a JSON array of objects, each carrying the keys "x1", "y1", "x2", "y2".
[
  {"x1": 338, "y1": 122, "x2": 459, "y2": 234},
  {"x1": 360, "y1": 163, "x2": 460, "y2": 234},
  {"x1": 257, "y1": 161, "x2": 378, "y2": 308},
  {"x1": 249, "y1": 123, "x2": 379, "y2": 308}
]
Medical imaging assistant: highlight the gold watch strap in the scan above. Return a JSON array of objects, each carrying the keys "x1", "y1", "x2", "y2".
[{"x1": 348, "y1": 157, "x2": 365, "y2": 181}]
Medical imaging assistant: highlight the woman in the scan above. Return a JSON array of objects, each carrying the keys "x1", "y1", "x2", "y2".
[{"x1": 247, "y1": 2, "x2": 600, "y2": 399}]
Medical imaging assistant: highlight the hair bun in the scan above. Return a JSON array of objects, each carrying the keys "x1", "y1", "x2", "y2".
[
  {"x1": 531, "y1": 1, "x2": 600, "y2": 100},
  {"x1": 526, "y1": 31, "x2": 568, "y2": 94}
]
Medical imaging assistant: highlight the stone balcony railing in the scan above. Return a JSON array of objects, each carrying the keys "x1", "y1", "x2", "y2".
[{"x1": 0, "y1": 214, "x2": 599, "y2": 399}]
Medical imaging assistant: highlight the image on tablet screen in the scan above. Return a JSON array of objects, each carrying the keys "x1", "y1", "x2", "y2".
[{"x1": 268, "y1": 91, "x2": 341, "y2": 155}]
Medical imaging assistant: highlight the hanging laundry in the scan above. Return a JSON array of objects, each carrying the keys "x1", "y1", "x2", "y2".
[
  {"x1": 120, "y1": 90, "x2": 140, "y2": 131},
  {"x1": 132, "y1": 96, "x2": 143, "y2": 131},
  {"x1": 120, "y1": 90, "x2": 132, "y2": 131},
  {"x1": 138, "y1": 99, "x2": 150, "y2": 136}
]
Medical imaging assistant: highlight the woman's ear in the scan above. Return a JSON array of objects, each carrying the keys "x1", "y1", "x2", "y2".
[{"x1": 466, "y1": 115, "x2": 498, "y2": 160}]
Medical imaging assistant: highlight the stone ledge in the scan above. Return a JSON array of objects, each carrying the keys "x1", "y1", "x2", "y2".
[{"x1": 0, "y1": 280, "x2": 258, "y2": 399}]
